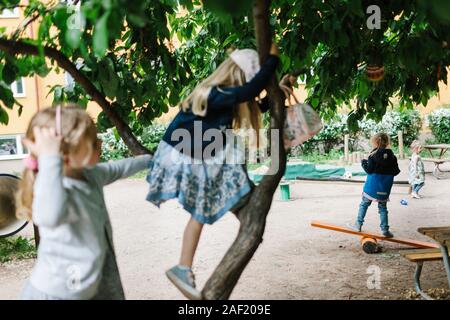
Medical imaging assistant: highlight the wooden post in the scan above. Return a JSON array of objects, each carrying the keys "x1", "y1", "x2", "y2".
[
  {"x1": 344, "y1": 134, "x2": 349, "y2": 163},
  {"x1": 398, "y1": 131, "x2": 404, "y2": 159}
]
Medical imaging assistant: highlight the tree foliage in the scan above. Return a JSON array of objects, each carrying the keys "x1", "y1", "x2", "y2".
[{"x1": 0, "y1": 0, "x2": 449, "y2": 144}]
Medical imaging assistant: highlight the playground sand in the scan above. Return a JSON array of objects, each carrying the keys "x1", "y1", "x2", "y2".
[{"x1": 1, "y1": 160, "x2": 449, "y2": 300}]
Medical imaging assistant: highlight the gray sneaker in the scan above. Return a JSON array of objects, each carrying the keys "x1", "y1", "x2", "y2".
[
  {"x1": 382, "y1": 230, "x2": 394, "y2": 238},
  {"x1": 347, "y1": 222, "x2": 362, "y2": 232},
  {"x1": 166, "y1": 265, "x2": 202, "y2": 300}
]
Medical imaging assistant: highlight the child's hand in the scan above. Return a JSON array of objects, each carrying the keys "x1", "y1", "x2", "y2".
[
  {"x1": 270, "y1": 42, "x2": 279, "y2": 56},
  {"x1": 23, "y1": 127, "x2": 62, "y2": 157},
  {"x1": 279, "y1": 74, "x2": 295, "y2": 96}
]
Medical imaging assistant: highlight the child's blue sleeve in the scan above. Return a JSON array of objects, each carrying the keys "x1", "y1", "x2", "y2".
[
  {"x1": 257, "y1": 96, "x2": 271, "y2": 113},
  {"x1": 207, "y1": 55, "x2": 280, "y2": 109},
  {"x1": 392, "y1": 156, "x2": 401, "y2": 176},
  {"x1": 361, "y1": 157, "x2": 375, "y2": 174}
]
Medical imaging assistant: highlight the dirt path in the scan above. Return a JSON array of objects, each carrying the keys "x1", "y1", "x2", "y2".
[{"x1": 1, "y1": 160, "x2": 449, "y2": 300}]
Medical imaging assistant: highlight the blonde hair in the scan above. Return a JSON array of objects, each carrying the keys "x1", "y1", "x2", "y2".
[
  {"x1": 410, "y1": 140, "x2": 422, "y2": 153},
  {"x1": 370, "y1": 133, "x2": 390, "y2": 156},
  {"x1": 15, "y1": 104, "x2": 98, "y2": 221},
  {"x1": 180, "y1": 57, "x2": 264, "y2": 148}
]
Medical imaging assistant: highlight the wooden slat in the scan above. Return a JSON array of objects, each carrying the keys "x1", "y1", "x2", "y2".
[
  {"x1": 311, "y1": 220, "x2": 439, "y2": 249},
  {"x1": 422, "y1": 158, "x2": 449, "y2": 163},
  {"x1": 417, "y1": 226, "x2": 450, "y2": 233},
  {"x1": 418, "y1": 227, "x2": 450, "y2": 246},
  {"x1": 424, "y1": 144, "x2": 450, "y2": 149},
  {"x1": 418, "y1": 226, "x2": 450, "y2": 234},
  {"x1": 400, "y1": 248, "x2": 448, "y2": 262},
  {"x1": 433, "y1": 232, "x2": 450, "y2": 246},
  {"x1": 400, "y1": 248, "x2": 441, "y2": 255}
]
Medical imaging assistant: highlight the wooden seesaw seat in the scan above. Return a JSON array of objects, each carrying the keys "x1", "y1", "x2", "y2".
[{"x1": 311, "y1": 220, "x2": 438, "y2": 254}]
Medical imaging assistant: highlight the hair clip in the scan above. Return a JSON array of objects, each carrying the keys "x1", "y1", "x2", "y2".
[{"x1": 24, "y1": 156, "x2": 38, "y2": 173}]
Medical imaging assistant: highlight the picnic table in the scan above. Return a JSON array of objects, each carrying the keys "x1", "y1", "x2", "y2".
[
  {"x1": 422, "y1": 144, "x2": 450, "y2": 179},
  {"x1": 401, "y1": 226, "x2": 450, "y2": 300}
]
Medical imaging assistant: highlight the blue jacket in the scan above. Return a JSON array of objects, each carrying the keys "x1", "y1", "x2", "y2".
[
  {"x1": 362, "y1": 148, "x2": 400, "y2": 200},
  {"x1": 162, "y1": 55, "x2": 279, "y2": 159}
]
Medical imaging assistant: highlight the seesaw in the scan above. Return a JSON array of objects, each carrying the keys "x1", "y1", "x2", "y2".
[
  {"x1": 296, "y1": 176, "x2": 410, "y2": 187},
  {"x1": 311, "y1": 220, "x2": 439, "y2": 254}
]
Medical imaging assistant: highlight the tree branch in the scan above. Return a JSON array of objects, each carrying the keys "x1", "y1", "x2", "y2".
[
  {"x1": 0, "y1": 38, "x2": 150, "y2": 155},
  {"x1": 201, "y1": 0, "x2": 287, "y2": 300}
]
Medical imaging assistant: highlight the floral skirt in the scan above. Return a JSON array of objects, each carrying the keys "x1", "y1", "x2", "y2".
[{"x1": 145, "y1": 141, "x2": 252, "y2": 224}]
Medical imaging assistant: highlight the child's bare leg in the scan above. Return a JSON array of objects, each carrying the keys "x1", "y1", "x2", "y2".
[{"x1": 179, "y1": 217, "x2": 204, "y2": 268}]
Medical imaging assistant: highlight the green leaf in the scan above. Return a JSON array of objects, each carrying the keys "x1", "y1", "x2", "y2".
[
  {"x1": 98, "y1": 57, "x2": 119, "y2": 99},
  {"x1": 0, "y1": 107, "x2": 9, "y2": 124},
  {"x1": 2, "y1": 63, "x2": 18, "y2": 85},
  {"x1": 0, "y1": 85, "x2": 15, "y2": 109},
  {"x1": 223, "y1": 34, "x2": 238, "y2": 48},
  {"x1": 127, "y1": 14, "x2": 147, "y2": 28},
  {"x1": 53, "y1": 86, "x2": 63, "y2": 103},
  {"x1": 93, "y1": 11, "x2": 111, "y2": 58}
]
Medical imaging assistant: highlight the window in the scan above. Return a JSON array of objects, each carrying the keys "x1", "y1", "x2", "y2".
[
  {"x1": 11, "y1": 78, "x2": 25, "y2": 97},
  {"x1": 0, "y1": 135, "x2": 27, "y2": 160},
  {"x1": 0, "y1": 7, "x2": 19, "y2": 18}
]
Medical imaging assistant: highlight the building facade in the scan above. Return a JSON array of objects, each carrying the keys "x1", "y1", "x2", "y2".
[{"x1": 0, "y1": 4, "x2": 100, "y2": 171}]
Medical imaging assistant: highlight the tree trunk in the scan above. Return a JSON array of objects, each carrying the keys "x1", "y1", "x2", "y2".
[
  {"x1": 202, "y1": 0, "x2": 287, "y2": 300},
  {"x1": 0, "y1": 39, "x2": 150, "y2": 155}
]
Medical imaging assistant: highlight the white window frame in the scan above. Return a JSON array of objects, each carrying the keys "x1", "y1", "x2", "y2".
[
  {"x1": 0, "y1": 134, "x2": 27, "y2": 161},
  {"x1": 0, "y1": 7, "x2": 20, "y2": 18},
  {"x1": 11, "y1": 78, "x2": 26, "y2": 98}
]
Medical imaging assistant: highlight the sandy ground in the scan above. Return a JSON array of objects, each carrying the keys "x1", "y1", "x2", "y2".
[{"x1": 1, "y1": 160, "x2": 449, "y2": 300}]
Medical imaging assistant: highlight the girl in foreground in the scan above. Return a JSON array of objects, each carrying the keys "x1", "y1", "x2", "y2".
[{"x1": 16, "y1": 105, "x2": 151, "y2": 300}]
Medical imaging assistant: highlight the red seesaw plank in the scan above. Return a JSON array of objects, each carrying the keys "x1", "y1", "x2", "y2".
[{"x1": 311, "y1": 220, "x2": 439, "y2": 249}]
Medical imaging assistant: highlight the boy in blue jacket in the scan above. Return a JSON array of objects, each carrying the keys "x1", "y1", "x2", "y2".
[{"x1": 350, "y1": 133, "x2": 400, "y2": 237}]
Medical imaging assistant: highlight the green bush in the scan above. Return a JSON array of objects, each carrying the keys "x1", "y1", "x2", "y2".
[
  {"x1": 427, "y1": 107, "x2": 450, "y2": 143},
  {"x1": 0, "y1": 236, "x2": 36, "y2": 263},
  {"x1": 289, "y1": 109, "x2": 422, "y2": 158},
  {"x1": 99, "y1": 124, "x2": 167, "y2": 161},
  {"x1": 140, "y1": 124, "x2": 167, "y2": 153},
  {"x1": 359, "y1": 109, "x2": 422, "y2": 146},
  {"x1": 99, "y1": 128, "x2": 131, "y2": 161},
  {"x1": 300, "y1": 114, "x2": 351, "y2": 154}
]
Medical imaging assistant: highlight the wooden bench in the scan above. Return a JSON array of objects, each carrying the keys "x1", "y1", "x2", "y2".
[
  {"x1": 400, "y1": 248, "x2": 450, "y2": 300},
  {"x1": 400, "y1": 226, "x2": 450, "y2": 300},
  {"x1": 422, "y1": 157, "x2": 450, "y2": 179}
]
